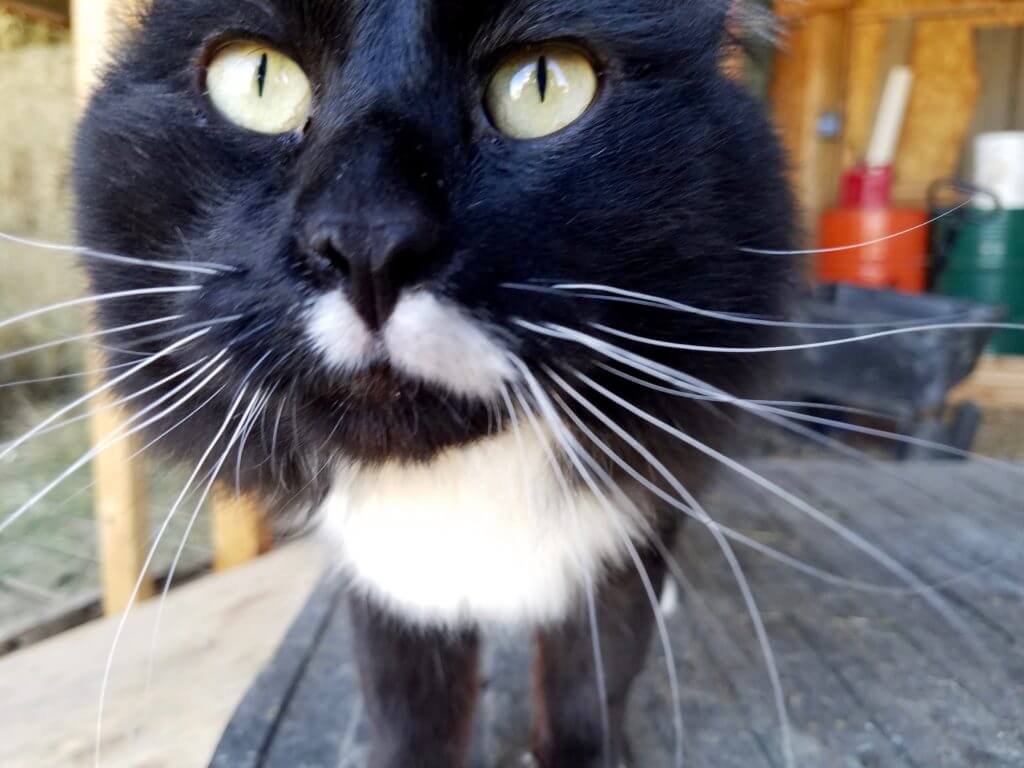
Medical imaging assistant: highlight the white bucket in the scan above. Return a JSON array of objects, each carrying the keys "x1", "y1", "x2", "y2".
[{"x1": 974, "y1": 132, "x2": 1024, "y2": 210}]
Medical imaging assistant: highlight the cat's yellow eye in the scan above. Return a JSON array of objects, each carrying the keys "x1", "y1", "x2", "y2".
[
  {"x1": 486, "y1": 46, "x2": 598, "y2": 140},
  {"x1": 206, "y1": 43, "x2": 312, "y2": 135}
]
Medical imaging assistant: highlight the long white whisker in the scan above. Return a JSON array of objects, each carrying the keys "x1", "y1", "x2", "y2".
[
  {"x1": 0, "y1": 231, "x2": 234, "y2": 274},
  {"x1": 546, "y1": 368, "x2": 793, "y2": 768},
  {"x1": 0, "y1": 316, "x2": 182, "y2": 365},
  {"x1": 40, "y1": 384, "x2": 232, "y2": 522},
  {"x1": 596, "y1": 361, "x2": 897, "y2": 420},
  {"x1": 0, "y1": 286, "x2": 200, "y2": 335},
  {"x1": 0, "y1": 355, "x2": 227, "y2": 537},
  {"x1": 565, "y1": 356, "x2": 983, "y2": 654},
  {"x1": 583, "y1": 338, "x2": 1019, "y2": 597},
  {"x1": 506, "y1": 383, "x2": 613, "y2": 767},
  {"x1": 0, "y1": 328, "x2": 210, "y2": 466},
  {"x1": 506, "y1": 282, "x2": 974, "y2": 331},
  {"x1": 95, "y1": 366, "x2": 259, "y2": 768},
  {"x1": 583, "y1": 569, "x2": 613, "y2": 768},
  {"x1": 739, "y1": 201, "x2": 968, "y2": 256},
  {"x1": 565, "y1": 319, "x2": 1024, "y2": 355},
  {"x1": 0, "y1": 359, "x2": 147, "y2": 390},
  {"x1": 512, "y1": 357, "x2": 686, "y2": 768},
  {"x1": 519, "y1": 324, "x2": 987, "y2": 652},
  {"x1": 145, "y1": 385, "x2": 268, "y2": 708}
]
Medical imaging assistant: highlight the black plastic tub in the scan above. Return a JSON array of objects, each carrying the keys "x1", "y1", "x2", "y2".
[{"x1": 781, "y1": 284, "x2": 1004, "y2": 457}]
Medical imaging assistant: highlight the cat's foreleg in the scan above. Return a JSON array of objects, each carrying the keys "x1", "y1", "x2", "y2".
[
  {"x1": 531, "y1": 536, "x2": 674, "y2": 768},
  {"x1": 350, "y1": 595, "x2": 480, "y2": 768}
]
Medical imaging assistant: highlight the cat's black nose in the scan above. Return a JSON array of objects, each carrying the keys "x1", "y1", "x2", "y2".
[{"x1": 302, "y1": 214, "x2": 439, "y2": 331}]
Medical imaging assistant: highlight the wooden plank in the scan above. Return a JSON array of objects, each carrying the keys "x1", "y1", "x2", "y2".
[
  {"x1": 207, "y1": 461, "x2": 1024, "y2": 767},
  {"x1": 0, "y1": 0, "x2": 69, "y2": 25},
  {"x1": 1014, "y1": 26, "x2": 1024, "y2": 130},
  {"x1": 212, "y1": 488, "x2": 271, "y2": 572},
  {"x1": 769, "y1": 8, "x2": 850, "y2": 234},
  {"x1": 0, "y1": 539, "x2": 323, "y2": 768},
  {"x1": 778, "y1": 1, "x2": 1024, "y2": 24},
  {"x1": 951, "y1": 355, "x2": 1024, "y2": 408},
  {"x1": 969, "y1": 26, "x2": 1018, "y2": 134}
]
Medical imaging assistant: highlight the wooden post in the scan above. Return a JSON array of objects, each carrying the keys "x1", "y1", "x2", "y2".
[
  {"x1": 73, "y1": 0, "x2": 153, "y2": 614},
  {"x1": 212, "y1": 489, "x2": 272, "y2": 572},
  {"x1": 770, "y1": 3, "x2": 851, "y2": 237}
]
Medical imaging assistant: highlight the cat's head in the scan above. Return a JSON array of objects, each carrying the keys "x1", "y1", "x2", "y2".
[{"x1": 75, "y1": 0, "x2": 796, "y2": 515}]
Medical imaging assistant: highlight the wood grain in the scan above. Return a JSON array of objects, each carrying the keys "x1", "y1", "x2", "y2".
[
  {"x1": 210, "y1": 462, "x2": 1024, "y2": 768},
  {"x1": 779, "y1": 0, "x2": 1024, "y2": 23},
  {"x1": 0, "y1": 539, "x2": 323, "y2": 768},
  {"x1": 951, "y1": 355, "x2": 1024, "y2": 409}
]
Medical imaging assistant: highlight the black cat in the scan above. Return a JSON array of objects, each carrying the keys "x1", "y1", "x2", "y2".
[{"x1": 74, "y1": 1, "x2": 797, "y2": 765}]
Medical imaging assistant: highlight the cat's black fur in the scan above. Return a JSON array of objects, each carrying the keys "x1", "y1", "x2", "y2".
[{"x1": 74, "y1": 1, "x2": 797, "y2": 765}]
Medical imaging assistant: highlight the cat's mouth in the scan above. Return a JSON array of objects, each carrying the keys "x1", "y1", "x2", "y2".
[
  {"x1": 345, "y1": 362, "x2": 424, "y2": 405},
  {"x1": 306, "y1": 288, "x2": 515, "y2": 403}
]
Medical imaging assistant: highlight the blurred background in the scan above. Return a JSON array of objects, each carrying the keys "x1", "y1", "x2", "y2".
[
  {"x1": 0, "y1": 3, "x2": 207, "y2": 655},
  {"x1": 0, "y1": 2, "x2": 1021, "y2": 767},
  {"x1": 0, "y1": 0, "x2": 1022, "y2": 662}
]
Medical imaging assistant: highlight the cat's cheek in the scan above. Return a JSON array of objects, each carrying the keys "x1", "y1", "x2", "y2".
[
  {"x1": 305, "y1": 292, "x2": 376, "y2": 371},
  {"x1": 384, "y1": 292, "x2": 514, "y2": 401}
]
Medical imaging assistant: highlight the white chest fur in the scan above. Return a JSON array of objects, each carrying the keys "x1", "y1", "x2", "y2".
[{"x1": 319, "y1": 428, "x2": 644, "y2": 626}]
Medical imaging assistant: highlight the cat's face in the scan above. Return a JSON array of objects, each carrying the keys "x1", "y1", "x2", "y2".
[{"x1": 75, "y1": 0, "x2": 796, "y2": 513}]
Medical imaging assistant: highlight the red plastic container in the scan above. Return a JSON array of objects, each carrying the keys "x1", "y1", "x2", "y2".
[{"x1": 818, "y1": 208, "x2": 930, "y2": 294}]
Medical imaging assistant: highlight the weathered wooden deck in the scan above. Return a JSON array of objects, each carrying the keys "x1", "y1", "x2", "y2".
[
  {"x1": 215, "y1": 461, "x2": 1024, "y2": 768},
  {"x1": 0, "y1": 460, "x2": 1021, "y2": 767}
]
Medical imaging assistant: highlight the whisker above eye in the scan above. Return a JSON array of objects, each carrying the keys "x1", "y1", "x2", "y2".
[{"x1": 0, "y1": 231, "x2": 236, "y2": 275}]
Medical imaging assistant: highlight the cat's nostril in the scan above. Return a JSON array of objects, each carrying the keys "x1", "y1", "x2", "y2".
[
  {"x1": 301, "y1": 215, "x2": 439, "y2": 332},
  {"x1": 304, "y1": 230, "x2": 351, "y2": 276}
]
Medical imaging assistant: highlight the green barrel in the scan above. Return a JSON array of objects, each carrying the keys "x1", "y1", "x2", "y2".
[{"x1": 936, "y1": 209, "x2": 1024, "y2": 355}]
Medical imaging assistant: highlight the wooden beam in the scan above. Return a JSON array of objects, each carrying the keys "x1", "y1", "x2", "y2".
[
  {"x1": 0, "y1": 0, "x2": 69, "y2": 26},
  {"x1": 951, "y1": 356, "x2": 1024, "y2": 410},
  {"x1": 1013, "y1": 26, "x2": 1024, "y2": 130},
  {"x1": 212, "y1": 489, "x2": 272, "y2": 572},
  {"x1": 770, "y1": 5, "x2": 851, "y2": 234},
  {"x1": 74, "y1": 0, "x2": 153, "y2": 615}
]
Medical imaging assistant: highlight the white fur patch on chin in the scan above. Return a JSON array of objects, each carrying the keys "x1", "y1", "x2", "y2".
[
  {"x1": 305, "y1": 289, "x2": 513, "y2": 400},
  {"x1": 305, "y1": 292, "x2": 375, "y2": 372},
  {"x1": 385, "y1": 292, "x2": 514, "y2": 400},
  {"x1": 319, "y1": 428, "x2": 645, "y2": 627}
]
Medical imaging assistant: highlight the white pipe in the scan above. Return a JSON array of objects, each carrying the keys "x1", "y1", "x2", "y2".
[{"x1": 866, "y1": 66, "x2": 915, "y2": 168}]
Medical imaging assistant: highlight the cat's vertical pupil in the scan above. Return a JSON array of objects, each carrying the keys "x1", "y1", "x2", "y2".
[
  {"x1": 257, "y1": 52, "x2": 269, "y2": 98},
  {"x1": 537, "y1": 56, "x2": 548, "y2": 102}
]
